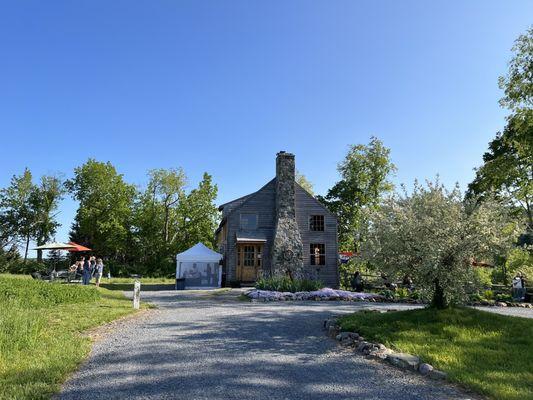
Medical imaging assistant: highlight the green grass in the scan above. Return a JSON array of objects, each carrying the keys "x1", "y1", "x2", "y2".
[
  {"x1": 339, "y1": 307, "x2": 533, "y2": 400},
  {"x1": 104, "y1": 277, "x2": 175, "y2": 284},
  {"x1": 99, "y1": 276, "x2": 176, "y2": 291},
  {"x1": 0, "y1": 275, "x2": 141, "y2": 400}
]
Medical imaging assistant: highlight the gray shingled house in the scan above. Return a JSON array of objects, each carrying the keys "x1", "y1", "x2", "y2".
[{"x1": 215, "y1": 151, "x2": 339, "y2": 288}]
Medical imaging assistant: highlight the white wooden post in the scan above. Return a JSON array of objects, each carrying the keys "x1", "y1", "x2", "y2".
[{"x1": 133, "y1": 280, "x2": 141, "y2": 309}]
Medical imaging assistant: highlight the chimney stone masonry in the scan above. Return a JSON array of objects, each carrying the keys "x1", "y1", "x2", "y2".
[{"x1": 271, "y1": 151, "x2": 305, "y2": 279}]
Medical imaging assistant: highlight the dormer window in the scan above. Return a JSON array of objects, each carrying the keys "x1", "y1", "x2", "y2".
[
  {"x1": 240, "y1": 213, "x2": 258, "y2": 230},
  {"x1": 309, "y1": 215, "x2": 324, "y2": 231}
]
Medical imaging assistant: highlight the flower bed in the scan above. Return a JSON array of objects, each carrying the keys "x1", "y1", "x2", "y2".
[{"x1": 246, "y1": 287, "x2": 385, "y2": 302}]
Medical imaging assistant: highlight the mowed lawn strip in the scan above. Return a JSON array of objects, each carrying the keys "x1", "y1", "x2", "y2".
[
  {"x1": 339, "y1": 307, "x2": 533, "y2": 400},
  {"x1": 0, "y1": 275, "x2": 142, "y2": 400}
]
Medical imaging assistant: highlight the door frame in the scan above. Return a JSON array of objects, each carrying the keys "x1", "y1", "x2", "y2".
[{"x1": 236, "y1": 243, "x2": 263, "y2": 282}]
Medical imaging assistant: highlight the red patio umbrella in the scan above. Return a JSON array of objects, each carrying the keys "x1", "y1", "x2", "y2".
[{"x1": 67, "y1": 242, "x2": 92, "y2": 252}]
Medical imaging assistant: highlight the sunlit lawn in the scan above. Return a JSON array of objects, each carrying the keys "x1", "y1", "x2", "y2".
[
  {"x1": 0, "y1": 275, "x2": 142, "y2": 400},
  {"x1": 99, "y1": 276, "x2": 175, "y2": 291},
  {"x1": 339, "y1": 307, "x2": 533, "y2": 400}
]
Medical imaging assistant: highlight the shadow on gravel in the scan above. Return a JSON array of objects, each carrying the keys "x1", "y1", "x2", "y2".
[{"x1": 59, "y1": 295, "x2": 471, "y2": 400}]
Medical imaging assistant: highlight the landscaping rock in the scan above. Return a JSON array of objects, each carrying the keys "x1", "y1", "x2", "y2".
[
  {"x1": 495, "y1": 302, "x2": 507, "y2": 307},
  {"x1": 356, "y1": 341, "x2": 372, "y2": 352},
  {"x1": 419, "y1": 363, "x2": 434, "y2": 375},
  {"x1": 368, "y1": 347, "x2": 392, "y2": 359},
  {"x1": 386, "y1": 352, "x2": 420, "y2": 371},
  {"x1": 328, "y1": 326, "x2": 338, "y2": 337},
  {"x1": 336, "y1": 332, "x2": 352, "y2": 341},
  {"x1": 429, "y1": 369, "x2": 448, "y2": 380},
  {"x1": 323, "y1": 319, "x2": 337, "y2": 330}
]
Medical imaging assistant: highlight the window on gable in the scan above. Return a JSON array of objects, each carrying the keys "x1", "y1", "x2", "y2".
[
  {"x1": 310, "y1": 243, "x2": 325, "y2": 265},
  {"x1": 240, "y1": 213, "x2": 258, "y2": 230},
  {"x1": 309, "y1": 215, "x2": 325, "y2": 231}
]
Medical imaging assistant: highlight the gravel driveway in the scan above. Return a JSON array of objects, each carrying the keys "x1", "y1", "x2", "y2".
[{"x1": 58, "y1": 290, "x2": 487, "y2": 400}]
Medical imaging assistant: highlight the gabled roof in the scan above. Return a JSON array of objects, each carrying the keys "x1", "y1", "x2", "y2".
[
  {"x1": 218, "y1": 193, "x2": 254, "y2": 212},
  {"x1": 217, "y1": 178, "x2": 276, "y2": 224},
  {"x1": 217, "y1": 178, "x2": 337, "y2": 229},
  {"x1": 176, "y1": 242, "x2": 222, "y2": 262}
]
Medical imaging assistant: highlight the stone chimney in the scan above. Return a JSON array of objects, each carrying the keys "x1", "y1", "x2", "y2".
[{"x1": 271, "y1": 151, "x2": 304, "y2": 279}]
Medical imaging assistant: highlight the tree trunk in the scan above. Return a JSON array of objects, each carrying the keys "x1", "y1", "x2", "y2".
[
  {"x1": 163, "y1": 206, "x2": 170, "y2": 243},
  {"x1": 431, "y1": 279, "x2": 447, "y2": 309},
  {"x1": 36, "y1": 235, "x2": 44, "y2": 263},
  {"x1": 23, "y1": 234, "x2": 30, "y2": 263}
]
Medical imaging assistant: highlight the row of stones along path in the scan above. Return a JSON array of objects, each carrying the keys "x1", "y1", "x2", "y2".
[{"x1": 58, "y1": 290, "x2": 531, "y2": 400}]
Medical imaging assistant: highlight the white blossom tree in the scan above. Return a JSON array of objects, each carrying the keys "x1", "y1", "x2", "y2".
[{"x1": 363, "y1": 180, "x2": 519, "y2": 308}]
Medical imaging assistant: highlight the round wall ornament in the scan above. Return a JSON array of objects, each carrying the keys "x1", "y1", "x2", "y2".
[{"x1": 283, "y1": 249, "x2": 294, "y2": 261}]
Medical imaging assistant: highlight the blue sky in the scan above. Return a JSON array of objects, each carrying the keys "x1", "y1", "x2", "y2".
[{"x1": 1, "y1": 1, "x2": 532, "y2": 253}]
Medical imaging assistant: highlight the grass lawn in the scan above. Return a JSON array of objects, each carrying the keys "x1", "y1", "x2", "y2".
[
  {"x1": 99, "y1": 276, "x2": 176, "y2": 291},
  {"x1": 0, "y1": 274, "x2": 142, "y2": 400},
  {"x1": 339, "y1": 307, "x2": 533, "y2": 400}
]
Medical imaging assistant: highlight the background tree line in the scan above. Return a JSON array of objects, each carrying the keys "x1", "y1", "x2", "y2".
[{"x1": 0, "y1": 160, "x2": 219, "y2": 277}]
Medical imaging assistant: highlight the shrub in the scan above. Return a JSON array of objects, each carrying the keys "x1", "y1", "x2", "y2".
[
  {"x1": 255, "y1": 276, "x2": 324, "y2": 292},
  {"x1": 473, "y1": 267, "x2": 494, "y2": 288},
  {"x1": 483, "y1": 290, "x2": 494, "y2": 300},
  {"x1": 395, "y1": 287, "x2": 410, "y2": 299}
]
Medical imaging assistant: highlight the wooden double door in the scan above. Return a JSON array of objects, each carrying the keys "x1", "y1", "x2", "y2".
[{"x1": 237, "y1": 244, "x2": 263, "y2": 282}]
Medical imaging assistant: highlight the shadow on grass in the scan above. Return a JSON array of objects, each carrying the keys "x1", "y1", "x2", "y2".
[
  {"x1": 100, "y1": 283, "x2": 175, "y2": 291},
  {"x1": 339, "y1": 307, "x2": 533, "y2": 400}
]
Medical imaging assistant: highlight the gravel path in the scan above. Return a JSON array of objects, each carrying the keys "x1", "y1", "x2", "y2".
[
  {"x1": 473, "y1": 305, "x2": 533, "y2": 319},
  {"x1": 58, "y1": 290, "x2": 487, "y2": 400}
]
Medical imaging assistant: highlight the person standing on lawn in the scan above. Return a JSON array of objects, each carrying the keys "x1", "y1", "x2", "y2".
[
  {"x1": 94, "y1": 258, "x2": 104, "y2": 287},
  {"x1": 82, "y1": 256, "x2": 92, "y2": 285}
]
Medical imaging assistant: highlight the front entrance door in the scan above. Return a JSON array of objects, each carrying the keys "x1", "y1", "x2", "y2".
[{"x1": 237, "y1": 244, "x2": 262, "y2": 282}]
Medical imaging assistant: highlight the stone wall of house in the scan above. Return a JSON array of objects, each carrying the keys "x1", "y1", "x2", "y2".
[{"x1": 271, "y1": 151, "x2": 305, "y2": 279}]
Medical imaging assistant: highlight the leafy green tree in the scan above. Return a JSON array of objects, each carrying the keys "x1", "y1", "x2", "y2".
[
  {"x1": 0, "y1": 169, "x2": 37, "y2": 262},
  {"x1": 468, "y1": 109, "x2": 533, "y2": 233},
  {"x1": 505, "y1": 246, "x2": 533, "y2": 283},
  {"x1": 319, "y1": 137, "x2": 396, "y2": 252},
  {"x1": 470, "y1": 28, "x2": 533, "y2": 237},
  {"x1": 132, "y1": 168, "x2": 187, "y2": 274},
  {"x1": 499, "y1": 27, "x2": 533, "y2": 110},
  {"x1": 32, "y1": 175, "x2": 65, "y2": 262},
  {"x1": 131, "y1": 170, "x2": 218, "y2": 276},
  {"x1": 176, "y1": 173, "x2": 219, "y2": 250},
  {"x1": 67, "y1": 159, "x2": 135, "y2": 259},
  {"x1": 296, "y1": 170, "x2": 314, "y2": 195},
  {"x1": 363, "y1": 180, "x2": 518, "y2": 308}
]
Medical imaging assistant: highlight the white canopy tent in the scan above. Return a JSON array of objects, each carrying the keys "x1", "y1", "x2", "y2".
[{"x1": 176, "y1": 243, "x2": 223, "y2": 288}]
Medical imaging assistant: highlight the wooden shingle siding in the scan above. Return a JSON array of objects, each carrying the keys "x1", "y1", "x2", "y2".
[
  {"x1": 295, "y1": 184, "x2": 339, "y2": 287},
  {"x1": 224, "y1": 179, "x2": 276, "y2": 283},
  {"x1": 220, "y1": 178, "x2": 339, "y2": 288}
]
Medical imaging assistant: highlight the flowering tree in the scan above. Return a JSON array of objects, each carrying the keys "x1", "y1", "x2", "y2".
[{"x1": 363, "y1": 180, "x2": 518, "y2": 308}]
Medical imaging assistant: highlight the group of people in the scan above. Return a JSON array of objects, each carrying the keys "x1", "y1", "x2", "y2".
[{"x1": 69, "y1": 256, "x2": 104, "y2": 287}]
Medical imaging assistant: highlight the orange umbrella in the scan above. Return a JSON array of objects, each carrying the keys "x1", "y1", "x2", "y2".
[{"x1": 67, "y1": 242, "x2": 92, "y2": 252}]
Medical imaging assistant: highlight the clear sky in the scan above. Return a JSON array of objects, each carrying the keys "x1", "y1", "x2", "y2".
[{"x1": 1, "y1": 1, "x2": 532, "y2": 254}]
